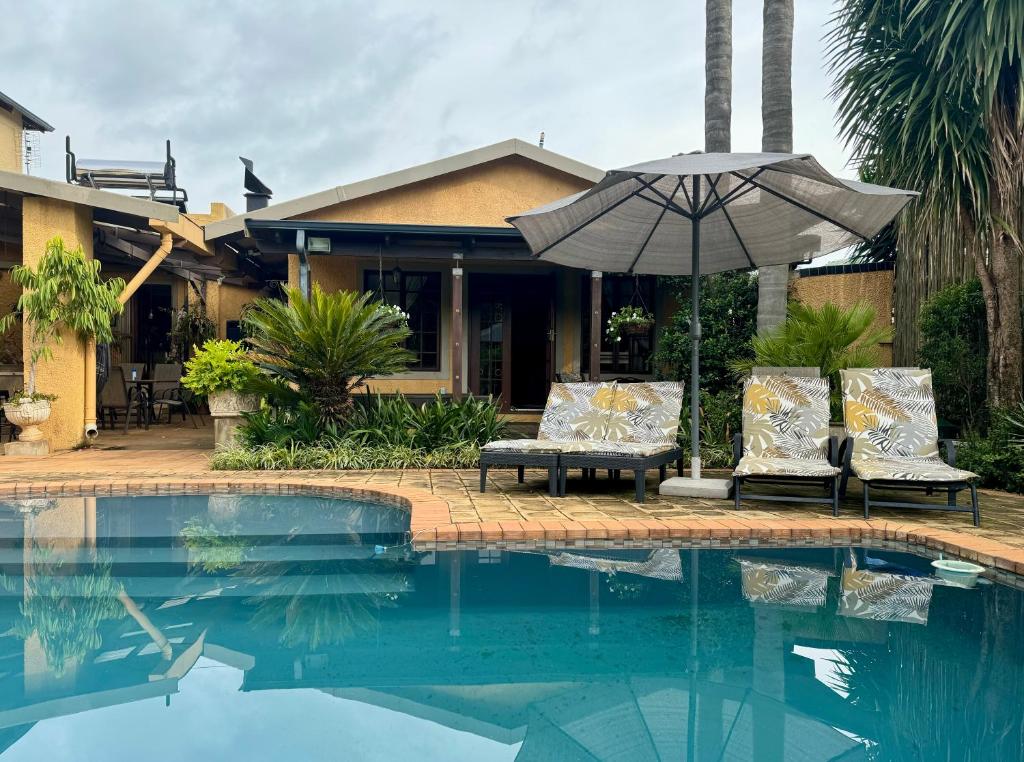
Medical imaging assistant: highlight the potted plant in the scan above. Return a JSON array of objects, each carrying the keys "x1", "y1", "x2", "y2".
[
  {"x1": 375, "y1": 301, "x2": 410, "y2": 328},
  {"x1": 182, "y1": 339, "x2": 260, "y2": 416},
  {"x1": 606, "y1": 305, "x2": 654, "y2": 343},
  {"x1": 0, "y1": 237, "x2": 124, "y2": 448}
]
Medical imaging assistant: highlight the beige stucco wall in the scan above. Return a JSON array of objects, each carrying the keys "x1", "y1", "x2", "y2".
[
  {"x1": 791, "y1": 269, "x2": 895, "y2": 366},
  {"x1": 21, "y1": 197, "x2": 94, "y2": 450},
  {"x1": 0, "y1": 108, "x2": 22, "y2": 173},
  {"x1": 206, "y1": 281, "x2": 260, "y2": 339},
  {"x1": 294, "y1": 156, "x2": 593, "y2": 227}
]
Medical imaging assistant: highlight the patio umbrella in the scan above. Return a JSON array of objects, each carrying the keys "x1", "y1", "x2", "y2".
[{"x1": 507, "y1": 152, "x2": 916, "y2": 486}]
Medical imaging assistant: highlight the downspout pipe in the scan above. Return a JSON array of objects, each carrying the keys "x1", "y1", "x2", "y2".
[{"x1": 84, "y1": 232, "x2": 174, "y2": 441}]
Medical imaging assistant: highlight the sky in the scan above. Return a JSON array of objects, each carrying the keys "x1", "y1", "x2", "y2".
[{"x1": 0, "y1": 0, "x2": 852, "y2": 215}]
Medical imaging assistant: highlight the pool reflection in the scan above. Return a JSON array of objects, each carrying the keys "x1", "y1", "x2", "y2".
[{"x1": 0, "y1": 495, "x2": 1020, "y2": 761}]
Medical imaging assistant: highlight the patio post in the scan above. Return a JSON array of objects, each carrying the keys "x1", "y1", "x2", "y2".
[
  {"x1": 589, "y1": 271, "x2": 602, "y2": 381},
  {"x1": 690, "y1": 175, "x2": 702, "y2": 479},
  {"x1": 451, "y1": 256, "x2": 464, "y2": 399}
]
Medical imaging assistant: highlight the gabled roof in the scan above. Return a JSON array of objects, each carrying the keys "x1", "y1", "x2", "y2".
[
  {"x1": 204, "y1": 138, "x2": 604, "y2": 241},
  {"x1": 0, "y1": 91, "x2": 53, "y2": 132}
]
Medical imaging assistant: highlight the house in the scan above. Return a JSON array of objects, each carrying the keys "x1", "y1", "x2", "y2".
[{"x1": 205, "y1": 139, "x2": 676, "y2": 419}]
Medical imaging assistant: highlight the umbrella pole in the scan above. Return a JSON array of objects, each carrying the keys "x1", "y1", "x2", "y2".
[{"x1": 690, "y1": 176, "x2": 702, "y2": 479}]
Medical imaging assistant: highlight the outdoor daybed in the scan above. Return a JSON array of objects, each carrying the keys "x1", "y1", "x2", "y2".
[
  {"x1": 732, "y1": 375, "x2": 842, "y2": 514},
  {"x1": 839, "y1": 368, "x2": 980, "y2": 525},
  {"x1": 479, "y1": 381, "x2": 684, "y2": 502}
]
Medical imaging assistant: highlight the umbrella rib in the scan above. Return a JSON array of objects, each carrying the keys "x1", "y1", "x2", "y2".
[
  {"x1": 708, "y1": 182, "x2": 756, "y2": 269},
  {"x1": 636, "y1": 192, "x2": 692, "y2": 221},
  {"x1": 699, "y1": 168, "x2": 767, "y2": 217},
  {"x1": 531, "y1": 175, "x2": 667, "y2": 258},
  {"x1": 626, "y1": 179, "x2": 683, "y2": 274},
  {"x1": 635, "y1": 178, "x2": 692, "y2": 220},
  {"x1": 696, "y1": 173, "x2": 724, "y2": 217},
  {"x1": 730, "y1": 172, "x2": 872, "y2": 241}
]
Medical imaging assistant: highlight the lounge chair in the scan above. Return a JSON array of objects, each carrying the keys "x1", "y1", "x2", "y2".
[
  {"x1": 839, "y1": 368, "x2": 979, "y2": 525},
  {"x1": 732, "y1": 375, "x2": 841, "y2": 514},
  {"x1": 480, "y1": 382, "x2": 617, "y2": 497},
  {"x1": 557, "y1": 382, "x2": 685, "y2": 503}
]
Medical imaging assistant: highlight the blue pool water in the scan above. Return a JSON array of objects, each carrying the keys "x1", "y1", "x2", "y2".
[{"x1": 0, "y1": 494, "x2": 1020, "y2": 761}]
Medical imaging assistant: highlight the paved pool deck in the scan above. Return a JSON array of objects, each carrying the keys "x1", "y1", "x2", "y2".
[{"x1": 1, "y1": 436, "x2": 1023, "y2": 576}]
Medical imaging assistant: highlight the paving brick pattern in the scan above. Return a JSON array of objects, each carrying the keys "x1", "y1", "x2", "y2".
[{"x1": 1, "y1": 446, "x2": 1023, "y2": 576}]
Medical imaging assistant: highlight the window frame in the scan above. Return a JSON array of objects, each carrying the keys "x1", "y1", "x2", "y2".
[{"x1": 363, "y1": 269, "x2": 443, "y2": 372}]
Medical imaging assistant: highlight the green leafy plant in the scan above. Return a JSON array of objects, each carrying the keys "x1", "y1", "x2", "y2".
[
  {"x1": 347, "y1": 392, "x2": 507, "y2": 449},
  {"x1": 654, "y1": 272, "x2": 757, "y2": 394},
  {"x1": 0, "y1": 237, "x2": 125, "y2": 398},
  {"x1": 958, "y1": 409, "x2": 1024, "y2": 494},
  {"x1": 168, "y1": 301, "x2": 216, "y2": 363},
  {"x1": 918, "y1": 280, "x2": 988, "y2": 434},
  {"x1": 606, "y1": 305, "x2": 654, "y2": 344},
  {"x1": 242, "y1": 286, "x2": 413, "y2": 421},
  {"x1": 678, "y1": 389, "x2": 741, "y2": 468},
  {"x1": 182, "y1": 339, "x2": 259, "y2": 397},
  {"x1": 732, "y1": 301, "x2": 891, "y2": 419},
  {"x1": 210, "y1": 440, "x2": 482, "y2": 471}
]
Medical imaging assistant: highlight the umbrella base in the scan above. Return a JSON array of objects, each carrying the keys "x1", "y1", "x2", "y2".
[{"x1": 659, "y1": 476, "x2": 732, "y2": 499}]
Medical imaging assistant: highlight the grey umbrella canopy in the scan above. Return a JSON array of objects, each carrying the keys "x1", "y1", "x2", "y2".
[{"x1": 507, "y1": 152, "x2": 916, "y2": 480}]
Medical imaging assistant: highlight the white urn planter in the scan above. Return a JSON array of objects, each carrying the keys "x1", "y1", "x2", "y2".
[
  {"x1": 208, "y1": 390, "x2": 260, "y2": 448},
  {"x1": 3, "y1": 398, "x2": 51, "y2": 456}
]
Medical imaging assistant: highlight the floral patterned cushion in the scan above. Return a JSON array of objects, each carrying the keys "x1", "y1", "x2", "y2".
[
  {"x1": 604, "y1": 382, "x2": 684, "y2": 444},
  {"x1": 537, "y1": 382, "x2": 618, "y2": 442},
  {"x1": 741, "y1": 375, "x2": 831, "y2": 459},
  {"x1": 558, "y1": 441, "x2": 678, "y2": 457},
  {"x1": 481, "y1": 439, "x2": 562, "y2": 454},
  {"x1": 734, "y1": 455, "x2": 840, "y2": 477},
  {"x1": 850, "y1": 456, "x2": 977, "y2": 483},
  {"x1": 842, "y1": 368, "x2": 941, "y2": 459}
]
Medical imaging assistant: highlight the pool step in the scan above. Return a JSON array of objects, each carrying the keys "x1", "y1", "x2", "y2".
[{"x1": 0, "y1": 542, "x2": 402, "y2": 566}]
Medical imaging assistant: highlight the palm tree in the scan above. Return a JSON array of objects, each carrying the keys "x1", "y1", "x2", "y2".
[
  {"x1": 243, "y1": 285, "x2": 413, "y2": 421},
  {"x1": 756, "y1": 0, "x2": 795, "y2": 334},
  {"x1": 705, "y1": 0, "x2": 732, "y2": 153},
  {"x1": 829, "y1": 0, "x2": 1023, "y2": 408}
]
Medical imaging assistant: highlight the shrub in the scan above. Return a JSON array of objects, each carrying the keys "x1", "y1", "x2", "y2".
[
  {"x1": 677, "y1": 389, "x2": 742, "y2": 468},
  {"x1": 210, "y1": 441, "x2": 482, "y2": 471},
  {"x1": 732, "y1": 301, "x2": 890, "y2": 420},
  {"x1": 0, "y1": 236, "x2": 125, "y2": 398},
  {"x1": 654, "y1": 272, "x2": 757, "y2": 394},
  {"x1": 917, "y1": 279, "x2": 988, "y2": 433},
  {"x1": 347, "y1": 392, "x2": 507, "y2": 449},
  {"x1": 242, "y1": 286, "x2": 412, "y2": 421},
  {"x1": 182, "y1": 339, "x2": 259, "y2": 397},
  {"x1": 957, "y1": 409, "x2": 1024, "y2": 494}
]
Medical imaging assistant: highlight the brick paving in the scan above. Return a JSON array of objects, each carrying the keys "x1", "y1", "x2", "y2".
[{"x1": 1, "y1": 434, "x2": 1023, "y2": 574}]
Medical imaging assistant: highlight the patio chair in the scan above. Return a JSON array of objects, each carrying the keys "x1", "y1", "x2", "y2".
[
  {"x1": 99, "y1": 366, "x2": 146, "y2": 432},
  {"x1": 150, "y1": 363, "x2": 202, "y2": 428},
  {"x1": 839, "y1": 368, "x2": 979, "y2": 525},
  {"x1": 557, "y1": 382, "x2": 685, "y2": 503},
  {"x1": 480, "y1": 382, "x2": 618, "y2": 497},
  {"x1": 732, "y1": 375, "x2": 841, "y2": 514}
]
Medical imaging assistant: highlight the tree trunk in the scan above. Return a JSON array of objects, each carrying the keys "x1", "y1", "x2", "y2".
[
  {"x1": 757, "y1": 0, "x2": 794, "y2": 334},
  {"x1": 704, "y1": 0, "x2": 732, "y2": 153},
  {"x1": 974, "y1": 234, "x2": 1023, "y2": 408}
]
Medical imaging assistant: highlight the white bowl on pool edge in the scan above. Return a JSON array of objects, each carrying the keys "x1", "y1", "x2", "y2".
[{"x1": 931, "y1": 558, "x2": 986, "y2": 588}]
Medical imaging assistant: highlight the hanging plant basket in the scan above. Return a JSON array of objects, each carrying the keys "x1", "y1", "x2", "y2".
[
  {"x1": 622, "y1": 321, "x2": 653, "y2": 337},
  {"x1": 606, "y1": 306, "x2": 654, "y2": 343}
]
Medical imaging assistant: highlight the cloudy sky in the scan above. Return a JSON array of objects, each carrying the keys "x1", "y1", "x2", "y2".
[{"x1": 2, "y1": 0, "x2": 850, "y2": 214}]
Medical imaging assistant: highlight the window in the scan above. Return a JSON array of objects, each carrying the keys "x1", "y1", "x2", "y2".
[
  {"x1": 364, "y1": 270, "x2": 442, "y2": 371},
  {"x1": 582, "y1": 274, "x2": 655, "y2": 376}
]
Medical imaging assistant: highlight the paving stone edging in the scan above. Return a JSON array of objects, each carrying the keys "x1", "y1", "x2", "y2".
[{"x1": 2, "y1": 477, "x2": 1022, "y2": 578}]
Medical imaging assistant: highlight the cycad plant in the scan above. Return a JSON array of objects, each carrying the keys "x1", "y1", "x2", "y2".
[
  {"x1": 733, "y1": 302, "x2": 890, "y2": 418},
  {"x1": 242, "y1": 286, "x2": 413, "y2": 421}
]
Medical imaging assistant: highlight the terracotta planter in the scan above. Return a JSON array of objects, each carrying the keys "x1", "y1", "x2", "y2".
[
  {"x1": 207, "y1": 390, "x2": 260, "y2": 418},
  {"x1": 3, "y1": 399, "x2": 51, "y2": 442}
]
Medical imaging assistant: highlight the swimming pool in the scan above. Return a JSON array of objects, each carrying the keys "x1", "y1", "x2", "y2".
[{"x1": 0, "y1": 494, "x2": 1019, "y2": 761}]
